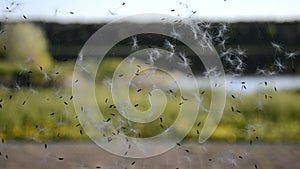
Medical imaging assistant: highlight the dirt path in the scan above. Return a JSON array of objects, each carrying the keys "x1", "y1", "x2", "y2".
[{"x1": 0, "y1": 141, "x2": 299, "y2": 169}]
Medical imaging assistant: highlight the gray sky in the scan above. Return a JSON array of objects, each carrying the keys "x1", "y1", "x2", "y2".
[{"x1": 1, "y1": 0, "x2": 300, "y2": 23}]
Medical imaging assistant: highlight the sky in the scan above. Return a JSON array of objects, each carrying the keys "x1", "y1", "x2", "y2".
[{"x1": 0, "y1": 0, "x2": 300, "y2": 23}]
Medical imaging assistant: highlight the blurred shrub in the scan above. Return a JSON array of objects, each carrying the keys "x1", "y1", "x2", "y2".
[
  {"x1": 0, "y1": 22, "x2": 55, "y2": 86},
  {"x1": 0, "y1": 22, "x2": 53, "y2": 73}
]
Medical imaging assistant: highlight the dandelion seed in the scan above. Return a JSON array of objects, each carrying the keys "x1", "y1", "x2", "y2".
[
  {"x1": 256, "y1": 67, "x2": 266, "y2": 75},
  {"x1": 185, "y1": 149, "x2": 190, "y2": 153},
  {"x1": 242, "y1": 85, "x2": 247, "y2": 90},
  {"x1": 80, "y1": 130, "x2": 83, "y2": 135},
  {"x1": 171, "y1": 9, "x2": 175, "y2": 12},
  {"x1": 274, "y1": 87, "x2": 277, "y2": 92},
  {"x1": 137, "y1": 89, "x2": 141, "y2": 92},
  {"x1": 208, "y1": 158, "x2": 212, "y2": 161},
  {"x1": 285, "y1": 51, "x2": 298, "y2": 60},
  {"x1": 170, "y1": 27, "x2": 181, "y2": 39},
  {"x1": 44, "y1": 143, "x2": 47, "y2": 149},
  {"x1": 178, "y1": 52, "x2": 191, "y2": 68},
  {"x1": 254, "y1": 164, "x2": 258, "y2": 169},
  {"x1": 50, "y1": 112, "x2": 55, "y2": 116},
  {"x1": 57, "y1": 157, "x2": 64, "y2": 161},
  {"x1": 236, "y1": 46, "x2": 247, "y2": 57},
  {"x1": 1, "y1": 138, "x2": 4, "y2": 143},
  {"x1": 75, "y1": 79, "x2": 79, "y2": 83},
  {"x1": 231, "y1": 95, "x2": 235, "y2": 99},
  {"x1": 274, "y1": 58, "x2": 286, "y2": 72},
  {"x1": 64, "y1": 102, "x2": 68, "y2": 105},
  {"x1": 131, "y1": 36, "x2": 139, "y2": 50},
  {"x1": 231, "y1": 107, "x2": 234, "y2": 112},
  {"x1": 5, "y1": 154, "x2": 8, "y2": 159},
  {"x1": 164, "y1": 39, "x2": 175, "y2": 51},
  {"x1": 160, "y1": 124, "x2": 164, "y2": 129},
  {"x1": 271, "y1": 42, "x2": 283, "y2": 53},
  {"x1": 224, "y1": 55, "x2": 236, "y2": 66},
  {"x1": 70, "y1": 96, "x2": 73, "y2": 100},
  {"x1": 197, "y1": 122, "x2": 201, "y2": 126},
  {"x1": 196, "y1": 129, "x2": 199, "y2": 134},
  {"x1": 107, "y1": 137, "x2": 112, "y2": 143},
  {"x1": 204, "y1": 66, "x2": 219, "y2": 78},
  {"x1": 105, "y1": 118, "x2": 111, "y2": 122},
  {"x1": 181, "y1": 96, "x2": 188, "y2": 101},
  {"x1": 96, "y1": 166, "x2": 101, "y2": 168},
  {"x1": 176, "y1": 142, "x2": 181, "y2": 146},
  {"x1": 239, "y1": 156, "x2": 243, "y2": 159},
  {"x1": 265, "y1": 94, "x2": 268, "y2": 99},
  {"x1": 250, "y1": 140, "x2": 253, "y2": 145},
  {"x1": 76, "y1": 124, "x2": 80, "y2": 127},
  {"x1": 131, "y1": 161, "x2": 136, "y2": 165},
  {"x1": 22, "y1": 100, "x2": 26, "y2": 105},
  {"x1": 218, "y1": 39, "x2": 227, "y2": 50},
  {"x1": 69, "y1": 11, "x2": 74, "y2": 14},
  {"x1": 42, "y1": 71, "x2": 51, "y2": 81},
  {"x1": 134, "y1": 104, "x2": 139, "y2": 107},
  {"x1": 236, "y1": 110, "x2": 241, "y2": 113},
  {"x1": 0, "y1": 29, "x2": 6, "y2": 34},
  {"x1": 107, "y1": 9, "x2": 117, "y2": 16}
]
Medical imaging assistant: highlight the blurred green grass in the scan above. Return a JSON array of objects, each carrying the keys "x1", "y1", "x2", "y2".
[{"x1": 0, "y1": 84, "x2": 299, "y2": 143}]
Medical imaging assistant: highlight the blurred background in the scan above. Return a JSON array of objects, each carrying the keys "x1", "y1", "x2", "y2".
[{"x1": 0, "y1": 0, "x2": 299, "y2": 169}]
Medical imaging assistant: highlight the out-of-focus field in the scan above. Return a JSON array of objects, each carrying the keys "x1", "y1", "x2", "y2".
[
  {"x1": 0, "y1": 22, "x2": 299, "y2": 143},
  {"x1": 0, "y1": 73, "x2": 299, "y2": 143}
]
